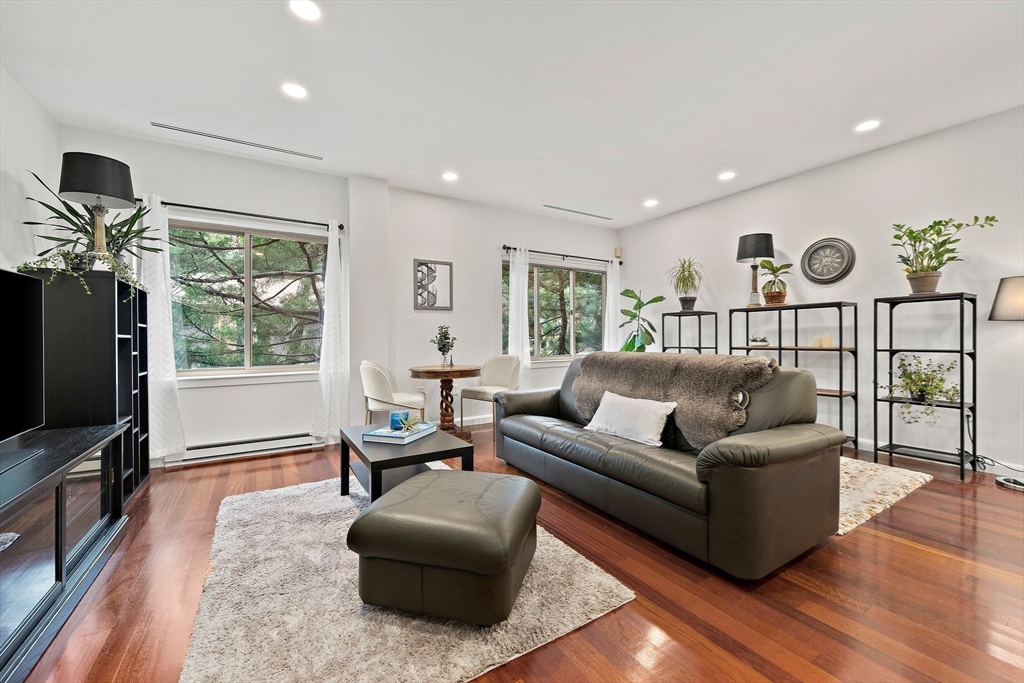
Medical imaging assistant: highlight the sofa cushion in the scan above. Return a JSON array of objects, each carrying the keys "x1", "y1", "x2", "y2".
[
  {"x1": 585, "y1": 391, "x2": 677, "y2": 446},
  {"x1": 500, "y1": 414, "x2": 707, "y2": 514}
]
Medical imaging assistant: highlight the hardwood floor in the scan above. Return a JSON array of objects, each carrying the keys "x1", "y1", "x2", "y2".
[{"x1": 27, "y1": 429, "x2": 1024, "y2": 683}]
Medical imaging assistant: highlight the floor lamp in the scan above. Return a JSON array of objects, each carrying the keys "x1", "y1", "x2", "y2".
[
  {"x1": 989, "y1": 276, "x2": 1024, "y2": 492},
  {"x1": 736, "y1": 233, "x2": 774, "y2": 307}
]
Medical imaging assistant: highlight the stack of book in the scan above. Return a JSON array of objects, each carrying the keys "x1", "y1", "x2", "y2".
[{"x1": 362, "y1": 422, "x2": 437, "y2": 445}]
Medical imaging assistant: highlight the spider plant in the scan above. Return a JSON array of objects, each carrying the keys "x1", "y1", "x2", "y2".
[{"x1": 23, "y1": 171, "x2": 162, "y2": 259}]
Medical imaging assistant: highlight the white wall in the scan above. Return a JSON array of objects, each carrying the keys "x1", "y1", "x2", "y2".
[
  {"x1": 56, "y1": 126, "x2": 349, "y2": 449},
  {"x1": 0, "y1": 66, "x2": 61, "y2": 270},
  {"x1": 620, "y1": 107, "x2": 1024, "y2": 470},
  {"x1": 386, "y1": 188, "x2": 620, "y2": 425}
]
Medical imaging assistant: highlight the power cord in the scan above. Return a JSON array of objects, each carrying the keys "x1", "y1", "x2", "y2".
[{"x1": 962, "y1": 413, "x2": 1024, "y2": 473}]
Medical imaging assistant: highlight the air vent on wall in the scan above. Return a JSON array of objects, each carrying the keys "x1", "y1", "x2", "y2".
[
  {"x1": 150, "y1": 122, "x2": 323, "y2": 160},
  {"x1": 542, "y1": 204, "x2": 614, "y2": 221}
]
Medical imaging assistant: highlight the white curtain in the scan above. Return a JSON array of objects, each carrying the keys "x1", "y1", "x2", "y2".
[
  {"x1": 311, "y1": 220, "x2": 350, "y2": 444},
  {"x1": 507, "y1": 247, "x2": 531, "y2": 388},
  {"x1": 603, "y1": 258, "x2": 622, "y2": 351},
  {"x1": 141, "y1": 195, "x2": 187, "y2": 462}
]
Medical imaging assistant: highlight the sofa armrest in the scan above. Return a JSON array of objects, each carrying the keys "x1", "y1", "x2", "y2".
[
  {"x1": 696, "y1": 423, "x2": 847, "y2": 482},
  {"x1": 494, "y1": 388, "x2": 561, "y2": 422}
]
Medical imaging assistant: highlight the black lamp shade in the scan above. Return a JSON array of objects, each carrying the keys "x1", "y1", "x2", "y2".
[
  {"x1": 58, "y1": 152, "x2": 135, "y2": 209},
  {"x1": 989, "y1": 276, "x2": 1024, "y2": 321},
  {"x1": 736, "y1": 233, "x2": 775, "y2": 262}
]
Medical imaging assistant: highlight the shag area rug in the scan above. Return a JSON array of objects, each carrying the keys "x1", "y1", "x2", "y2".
[
  {"x1": 179, "y1": 474, "x2": 635, "y2": 683},
  {"x1": 838, "y1": 457, "x2": 932, "y2": 535}
]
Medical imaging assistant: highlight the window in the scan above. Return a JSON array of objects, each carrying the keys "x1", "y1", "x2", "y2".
[
  {"x1": 169, "y1": 223, "x2": 326, "y2": 371},
  {"x1": 502, "y1": 263, "x2": 604, "y2": 358}
]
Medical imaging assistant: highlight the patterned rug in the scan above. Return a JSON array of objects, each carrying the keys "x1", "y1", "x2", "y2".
[{"x1": 838, "y1": 457, "x2": 932, "y2": 535}]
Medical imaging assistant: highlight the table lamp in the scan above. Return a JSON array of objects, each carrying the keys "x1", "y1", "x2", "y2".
[
  {"x1": 58, "y1": 152, "x2": 135, "y2": 254},
  {"x1": 736, "y1": 233, "x2": 774, "y2": 307},
  {"x1": 988, "y1": 276, "x2": 1024, "y2": 492}
]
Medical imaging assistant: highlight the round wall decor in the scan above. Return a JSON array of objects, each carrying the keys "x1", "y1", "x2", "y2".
[{"x1": 801, "y1": 237, "x2": 855, "y2": 284}]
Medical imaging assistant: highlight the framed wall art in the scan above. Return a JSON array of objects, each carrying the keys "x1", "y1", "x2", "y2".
[{"x1": 413, "y1": 259, "x2": 453, "y2": 310}]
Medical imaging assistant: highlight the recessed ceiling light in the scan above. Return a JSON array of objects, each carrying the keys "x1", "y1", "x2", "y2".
[
  {"x1": 442, "y1": 172, "x2": 458, "y2": 181},
  {"x1": 854, "y1": 119, "x2": 881, "y2": 133},
  {"x1": 718, "y1": 171, "x2": 736, "y2": 181},
  {"x1": 289, "y1": 0, "x2": 322, "y2": 21},
  {"x1": 644, "y1": 199, "x2": 658, "y2": 208},
  {"x1": 281, "y1": 82, "x2": 308, "y2": 99}
]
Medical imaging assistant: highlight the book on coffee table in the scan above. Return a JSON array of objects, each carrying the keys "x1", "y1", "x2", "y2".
[{"x1": 362, "y1": 422, "x2": 437, "y2": 445}]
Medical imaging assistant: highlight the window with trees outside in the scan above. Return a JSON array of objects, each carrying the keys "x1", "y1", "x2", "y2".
[
  {"x1": 169, "y1": 222, "x2": 327, "y2": 371},
  {"x1": 502, "y1": 262, "x2": 604, "y2": 358}
]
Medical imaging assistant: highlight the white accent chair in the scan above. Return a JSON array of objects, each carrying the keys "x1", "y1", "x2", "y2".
[
  {"x1": 359, "y1": 360, "x2": 426, "y2": 425},
  {"x1": 460, "y1": 355, "x2": 521, "y2": 439}
]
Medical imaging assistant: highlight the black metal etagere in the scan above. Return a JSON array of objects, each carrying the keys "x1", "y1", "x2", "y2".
[
  {"x1": 661, "y1": 311, "x2": 718, "y2": 354},
  {"x1": 729, "y1": 301, "x2": 858, "y2": 447},
  {"x1": 873, "y1": 292, "x2": 977, "y2": 481}
]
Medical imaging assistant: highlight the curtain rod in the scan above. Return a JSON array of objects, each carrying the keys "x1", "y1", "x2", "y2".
[
  {"x1": 502, "y1": 244, "x2": 622, "y2": 265},
  {"x1": 134, "y1": 198, "x2": 344, "y2": 230}
]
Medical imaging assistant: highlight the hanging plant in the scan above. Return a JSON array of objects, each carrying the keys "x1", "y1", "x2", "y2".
[{"x1": 17, "y1": 248, "x2": 143, "y2": 298}]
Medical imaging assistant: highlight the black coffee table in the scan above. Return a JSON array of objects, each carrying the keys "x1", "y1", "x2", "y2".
[{"x1": 339, "y1": 425, "x2": 474, "y2": 502}]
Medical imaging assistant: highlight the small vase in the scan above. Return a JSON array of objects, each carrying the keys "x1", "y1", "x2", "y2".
[
  {"x1": 907, "y1": 271, "x2": 941, "y2": 295},
  {"x1": 440, "y1": 353, "x2": 452, "y2": 367}
]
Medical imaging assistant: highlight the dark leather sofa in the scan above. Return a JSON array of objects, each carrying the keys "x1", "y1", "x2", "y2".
[{"x1": 494, "y1": 358, "x2": 847, "y2": 580}]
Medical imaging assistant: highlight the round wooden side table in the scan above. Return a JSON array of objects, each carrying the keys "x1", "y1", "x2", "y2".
[{"x1": 409, "y1": 365, "x2": 482, "y2": 442}]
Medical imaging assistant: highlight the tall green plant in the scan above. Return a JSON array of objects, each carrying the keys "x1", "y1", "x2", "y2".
[
  {"x1": 23, "y1": 171, "x2": 162, "y2": 258},
  {"x1": 759, "y1": 259, "x2": 792, "y2": 294},
  {"x1": 666, "y1": 257, "x2": 704, "y2": 296},
  {"x1": 891, "y1": 216, "x2": 996, "y2": 273},
  {"x1": 618, "y1": 289, "x2": 664, "y2": 352}
]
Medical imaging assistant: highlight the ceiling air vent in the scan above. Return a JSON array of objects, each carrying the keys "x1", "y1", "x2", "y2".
[
  {"x1": 150, "y1": 122, "x2": 323, "y2": 160},
  {"x1": 542, "y1": 204, "x2": 613, "y2": 221}
]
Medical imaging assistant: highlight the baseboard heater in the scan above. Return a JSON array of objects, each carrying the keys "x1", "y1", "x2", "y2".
[{"x1": 175, "y1": 433, "x2": 321, "y2": 466}]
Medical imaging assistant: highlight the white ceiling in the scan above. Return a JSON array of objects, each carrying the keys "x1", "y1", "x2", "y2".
[{"x1": 1, "y1": 1, "x2": 1022, "y2": 228}]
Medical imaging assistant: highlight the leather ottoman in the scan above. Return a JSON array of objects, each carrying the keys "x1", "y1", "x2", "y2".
[{"x1": 346, "y1": 470, "x2": 541, "y2": 626}]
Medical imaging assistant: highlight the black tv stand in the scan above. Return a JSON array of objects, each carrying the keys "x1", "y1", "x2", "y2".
[{"x1": 0, "y1": 424, "x2": 128, "y2": 683}]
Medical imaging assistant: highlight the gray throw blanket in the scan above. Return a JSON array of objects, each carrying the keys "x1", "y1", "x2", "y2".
[{"x1": 572, "y1": 352, "x2": 778, "y2": 449}]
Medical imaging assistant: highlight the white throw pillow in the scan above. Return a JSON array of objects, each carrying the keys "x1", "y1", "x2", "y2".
[{"x1": 584, "y1": 391, "x2": 678, "y2": 446}]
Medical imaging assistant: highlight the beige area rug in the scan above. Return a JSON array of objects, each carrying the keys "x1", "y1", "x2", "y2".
[
  {"x1": 838, "y1": 457, "x2": 932, "y2": 535},
  {"x1": 179, "y1": 473, "x2": 635, "y2": 683}
]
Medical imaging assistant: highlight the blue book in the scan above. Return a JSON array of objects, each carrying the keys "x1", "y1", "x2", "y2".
[{"x1": 362, "y1": 422, "x2": 437, "y2": 445}]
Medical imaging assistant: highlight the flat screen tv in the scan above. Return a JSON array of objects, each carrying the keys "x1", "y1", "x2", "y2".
[{"x1": 1, "y1": 269, "x2": 44, "y2": 444}]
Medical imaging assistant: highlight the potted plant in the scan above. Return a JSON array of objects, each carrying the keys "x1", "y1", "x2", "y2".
[
  {"x1": 759, "y1": 259, "x2": 792, "y2": 306},
  {"x1": 883, "y1": 354, "x2": 960, "y2": 425},
  {"x1": 619, "y1": 289, "x2": 665, "y2": 351},
  {"x1": 430, "y1": 325, "x2": 457, "y2": 366},
  {"x1": 23, "y1": 171, "x2": 162, "y2": 264},
  {"x1": 748, "y1": 336, "x2": 770, "y2": 347},
  {"x1": 18, "y1": 248, "x2": 144, "y2": 296},
  {"x1": 666, "y1": 257, "x2": 704, "y2": 311},
  {"x1": 891, "y1": 215, "x2": 997, "y2": 294}
]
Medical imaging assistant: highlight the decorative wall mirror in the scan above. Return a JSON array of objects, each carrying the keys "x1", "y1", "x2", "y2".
[{"x1": 413, "y1": 259, "x2": 453, "y2": 310}]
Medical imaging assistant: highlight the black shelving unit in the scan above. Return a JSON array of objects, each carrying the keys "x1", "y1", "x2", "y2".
[
  {"x1": 661, "y1": 311, "x2": 718, "y2": 354},
  {"x1": 39, "y1": 271, "x2": 150, "y2": 504},
  {"x1": 729, "y1": 301, "x2": 858, "y2": 447},
  {"x1": 873, "y1": 292, "x2": 976, "y2": 481}
]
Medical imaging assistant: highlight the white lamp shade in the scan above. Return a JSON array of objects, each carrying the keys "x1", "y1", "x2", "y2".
[{"x1": 989, "y1": 276, "x2": 1024, "y2": 321}]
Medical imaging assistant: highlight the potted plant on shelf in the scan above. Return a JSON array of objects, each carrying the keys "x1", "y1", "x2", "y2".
[
  {"x1": 23, "y1": 171, "x2": 162, "y2": 263},
  {"x1": 619, "y1": 289, "x2": 664, "y2": 352},
  {"x1": 666, "y1": 257, "x2": 704, "y2": 311},
  {"x1": 883, "y1": 354, "x2": 960, "y2": 425},
  {"x1": 748, "y1": 336, "x2": 770, "y2": 347},
  {"x1": 430, "y1": 325, "x2": 457, "y2": 367},
  {"x1": 891, "y1": 215, "x2": 997, "y2": 294},
  {"x1": 759, "y1": 259, "x2": 792, "y2": 306}
]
